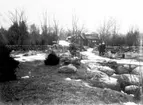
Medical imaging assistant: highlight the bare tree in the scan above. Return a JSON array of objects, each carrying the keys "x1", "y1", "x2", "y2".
[
  {"x1": 53, "y1": 17, "x2": 59, "y2": 36},
  {"x1": 72, "y1": 15, "x2": 86, "y2": 35},
  {"x1": 40, "y1": 11, "x2": 61, "y2": 45},
  {"x1": 97, "y1": 18, "x2": 120, "y2": 45},
  {"x1": 126, "y1": 27, "x2": 139, "y2": 46},
  {"x1": 58, "y1": 29, "x2": 67, "y2": 40},
  {"x1": 71, "y1": 15, "x2": 86, "y2": 45},
  {"x1": 8, "y1": 9, "x2": 27, "y2": 25}
]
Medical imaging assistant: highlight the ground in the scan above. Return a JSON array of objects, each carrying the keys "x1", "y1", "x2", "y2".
[{"x1": 0, "y1": 50, "x2": 141, "y2": 105}]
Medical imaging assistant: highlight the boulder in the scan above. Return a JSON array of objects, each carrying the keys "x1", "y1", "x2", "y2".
[
  {"x1": 88, "y1": 65, "x2": 115, "y2": 76},
  {"x1": 91, "y1": 76, "x2": 121, "y2": 91},
  {"x1": 86, "y1": 62, "x2": 101, "y2": 70},
  {"x1": 115, "y1": 65, "x2": 129, "y2": 74},
  {"x1": 118, "y1": 74, "x2": 140, "y2": 91},
  {"x1": 123, "y1": 64, "x2": 137, "y2": 70},
  {"x1": 58, "y1": 64, "x2": 77, "y2": 73},
  {"x1": 87, "y1": 68, "x2": 109, "y2": 79},
  {"x1": 105, "y1": 61, "x2": 118, "y2": 70},
  {"x1": 131, "y1": 66, "x2": 143, "y2": 75},
  {"x1": 125, "y1": 85, "x2": 140, "y2": 95},
  {"x1": 60, "y1": 57, "x2": 71, "y2": 65},
  {"x1": 59, "y1": 52, "x2": 71, "y2": 58},
  {"x1": 71, "y1": 57, "x2": 81, "y2": 67},
  {"x1": 83, "y1": 66, "x2": 109, "y2": 80},
  {"x1": 111, "y1": 73, "x2": 120, "y2": 79},
  {"x1": 86, "y1": 62, "x2": 115, "y2": 76},
  {"x1": 97, "y1": 66, "x2": 115, "y2": 76}
]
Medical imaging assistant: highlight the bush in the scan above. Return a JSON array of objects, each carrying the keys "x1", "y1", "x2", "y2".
[
  {"x1": 44, "y1": 51, "x2": 60, "y2": 66},
  {"x1": 0, "y1": 45, "x2": 19, "y2": 82}
]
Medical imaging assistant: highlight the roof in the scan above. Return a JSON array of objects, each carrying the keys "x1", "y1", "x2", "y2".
[
  {"x1": 66, "y1": 33, "x2": 99, "y2": 40},
  {"x1": 83, "y1": 33, "x2": 99, "y2": 40}
]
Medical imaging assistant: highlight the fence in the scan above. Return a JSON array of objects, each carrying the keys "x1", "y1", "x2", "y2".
[
  {"x1": 6, "y1": 45, "x2": 52, "y2": 51},
  {"x1": 6, "y1": 45, "x2": 69, "y2": 54}
]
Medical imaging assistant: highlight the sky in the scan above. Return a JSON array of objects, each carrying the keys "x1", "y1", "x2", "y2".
[{"x1": 0, "y1": 0, "x2": 143, "y2": 34}]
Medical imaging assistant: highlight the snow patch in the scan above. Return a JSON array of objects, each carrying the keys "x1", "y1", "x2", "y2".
[
  {"x1": 83, "y1": 82, "x2": 92, "y2": 88},
  {"x1": 123, "y1": 102, "x2": 139, "y2": 105},
  {"x1": 58, "y1": 40, "x2": 70, "y2": 46},
  {"x1": 81, "y1": 48, "x2": 143, "y2": 66},
  {"x1": 14, "y1": 53, "x2": 46, "y2": 62},
  {"x1": 21, "y1": 76, "x2": 30, "y2": 79},
  {"x1": 65, "y1": 78, "x2": 71, "y2": 81}
]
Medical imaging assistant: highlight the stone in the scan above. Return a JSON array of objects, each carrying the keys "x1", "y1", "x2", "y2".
[
  {"x1": 58, "y1": 64, "x2": 77, "y2": 73},
  {"x1": 60, "y1": 57, "x2": 71, "y2": 65},
  {"x1": 115, "y1": 65, "x2": 129, "y2": 74},
  {"x1": 86, "y1": 62, "x2": 100, "y2": 70},
  {"x1": 97, "y1": 65, "x2": 115, "y2": 76},
  {"x1": 125, "y1": 85, "x2": 140, "y2": 95},
  {"x1": 131, "y1": 66, "x2": 143, "y2": 75},
  {"x1": 84, "y1": 66, "x2": 109, "y2": 80},
  {"x1": 111, "y1": 73, "x2": 120, "y2": 79},
  {"x1": 71, "y1": 58, "x2": 81, "y2": 68},
  {"x1": 91, "y1": 76, "x2": 121, "y2": 91},
  {"x1": 118, "y1": 74, "x2": 140, "y2": 91},
  {"x1": 85, "y1": 62, "x2": 115, "y2": 76},
  {"x1": 106, "y1": 61, "x2": 118, "y2": 70},
  {"x1": 88, "y1": 68, "x2": 109, "y2": 79}
]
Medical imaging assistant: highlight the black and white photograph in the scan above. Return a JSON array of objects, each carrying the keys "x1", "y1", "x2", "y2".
[{"x1": 0, "y1": 0, "x2": 143, "y2": 105}]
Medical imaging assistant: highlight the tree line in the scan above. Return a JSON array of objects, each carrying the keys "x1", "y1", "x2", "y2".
[{"x1": 0, "y1": 10, "x2": 141, "y2": 48}]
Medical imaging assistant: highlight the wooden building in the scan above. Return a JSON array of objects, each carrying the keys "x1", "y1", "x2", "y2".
[{"x1": 66, "y1": 33, "x2": 100, "y2": 48}]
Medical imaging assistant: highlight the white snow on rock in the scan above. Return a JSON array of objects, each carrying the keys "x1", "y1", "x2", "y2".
[
  {"x1": 58, "y1": 64, "x2": 77, "y2": 73},
  {"x1": 118, "y1": 74, "x2": 140, "y2": 86},
  {"x1": 91, "y1": 76, "x2": 121, "y2": 91},
  {"x1": 95, "y1": 65, "x2": 115, "y2": 76},
  {"x1": 131, "y1": 66, "x2": 143, "y2": 75},
  {"x1": 65, "y1": 78, "x2": 72, "y2": 81},
  {"x1": 21, "y1": 76, "x2": 30, "y2": 79}
]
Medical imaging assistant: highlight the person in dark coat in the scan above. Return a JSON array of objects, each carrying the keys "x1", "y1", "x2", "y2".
[
  {"x1": 101, "y1": 42, "x2": 106, "y2": 55},
  {"x1": 98, "y1": 43, "x2": 102, "y2": 56}
]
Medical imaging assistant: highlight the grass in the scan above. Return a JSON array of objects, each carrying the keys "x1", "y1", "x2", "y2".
[{"x1": 0, "y1": 59, "x2": 135, "y2": 105}]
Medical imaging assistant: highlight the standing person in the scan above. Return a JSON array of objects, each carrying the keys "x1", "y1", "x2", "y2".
[
  {"x1": 102, "y1": 42, "x2": 106, "y2": 55},
  {"x1": 98, "y1": 43, "x2": 101, "y2": 56}
]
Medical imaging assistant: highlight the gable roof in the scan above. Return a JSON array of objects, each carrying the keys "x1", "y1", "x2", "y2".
[{"x1": 83, "y1": 33, "x2": 99, "y2": 40}]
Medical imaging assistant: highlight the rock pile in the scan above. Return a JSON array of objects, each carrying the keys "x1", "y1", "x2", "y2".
[{"x1": 82, "y1": 60, "x2": 142, "y2": 99}]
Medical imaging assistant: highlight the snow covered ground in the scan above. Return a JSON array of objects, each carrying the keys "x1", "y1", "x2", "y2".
[
  {"x1": 81, "y1": 48, "x2": 143, "y2": 66},
  {"x1": 14, "y1": 53, "x2": 46, "y2": 62},
  {"x1": 13, "y1": 48, "x2": 143, "y2": 66}
]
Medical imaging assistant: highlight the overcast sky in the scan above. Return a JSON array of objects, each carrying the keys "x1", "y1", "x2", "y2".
[{"x1": 0, "y1": 0, "x2": 142, "y2": 34}]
